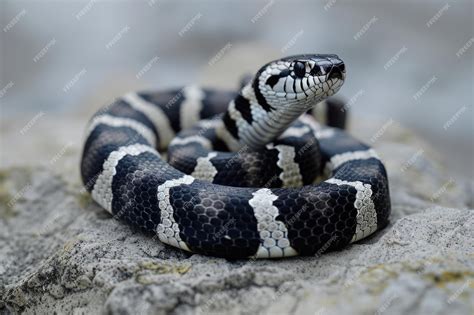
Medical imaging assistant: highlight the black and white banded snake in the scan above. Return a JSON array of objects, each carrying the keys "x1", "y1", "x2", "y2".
[{"x1": 81, "y1": 54, "x2": 391, "y2": 259}]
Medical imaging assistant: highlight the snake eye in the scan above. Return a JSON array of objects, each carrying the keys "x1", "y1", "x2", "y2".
[{"x1": 293, "y1": 62, "x2": 306, "y2": 78}]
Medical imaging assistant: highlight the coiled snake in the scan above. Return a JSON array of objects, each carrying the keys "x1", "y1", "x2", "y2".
[{"x1": 81, "y1": 54, "x2": 391, "y2": 259}]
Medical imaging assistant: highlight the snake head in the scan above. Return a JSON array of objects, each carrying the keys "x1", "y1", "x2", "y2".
[{"x1": 253, "y1": 54, "x2": 345, "y2": 110}]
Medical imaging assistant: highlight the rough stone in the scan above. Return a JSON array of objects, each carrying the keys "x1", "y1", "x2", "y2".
[{"x1": 0, "y1": 113, "x2": 473, "y2": 315}]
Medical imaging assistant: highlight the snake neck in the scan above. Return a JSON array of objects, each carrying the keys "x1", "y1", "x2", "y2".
[{"x1": 217, "y1": 82, "x2": 318, "y2": 151}]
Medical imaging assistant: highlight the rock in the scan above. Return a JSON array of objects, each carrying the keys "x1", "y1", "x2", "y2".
[{"x1": 1, "y1": 112, "x2": 473, "y2": 315}]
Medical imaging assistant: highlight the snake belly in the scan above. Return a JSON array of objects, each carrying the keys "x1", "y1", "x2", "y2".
[{"x1": 81, "y1": 54, "x2": 391, "y2": 259}]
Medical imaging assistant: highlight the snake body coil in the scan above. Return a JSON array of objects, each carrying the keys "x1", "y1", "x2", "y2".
[{"x1": 81, "y1": 54, "x2": 391, "y2": 259}]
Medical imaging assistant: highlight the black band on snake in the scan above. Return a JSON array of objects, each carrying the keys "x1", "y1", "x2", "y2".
[{"x1": 80, "y1": 54, "x2": 391, "y2": 259}]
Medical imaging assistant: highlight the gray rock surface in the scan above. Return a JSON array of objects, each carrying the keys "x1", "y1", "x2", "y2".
[{"x1": 0, "y1": 113, "x2": 473, "y2": 315}]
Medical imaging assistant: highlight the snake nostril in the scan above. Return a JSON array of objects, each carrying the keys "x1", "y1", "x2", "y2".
[
  {"x1": 338, "y1": 63, "x2": 345, "y2": 72},
  {"x1": 329, "y1": 67, "x2": 343, "y2": 80}
]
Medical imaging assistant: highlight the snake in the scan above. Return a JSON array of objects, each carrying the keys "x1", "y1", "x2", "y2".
[{"x1": 81, "y1": 54, "x2": 391, "y2": 259}]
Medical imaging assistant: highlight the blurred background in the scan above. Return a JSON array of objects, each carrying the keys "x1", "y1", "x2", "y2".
[{"x1": 1, "y1": 0, "x2": 473, "y2": 180}]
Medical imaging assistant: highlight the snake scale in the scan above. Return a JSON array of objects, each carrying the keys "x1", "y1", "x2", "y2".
[{"x1": 81, "y1": 54, "x2": 391, "y2": 259}]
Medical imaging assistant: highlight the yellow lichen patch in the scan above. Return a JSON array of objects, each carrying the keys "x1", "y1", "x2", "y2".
[
  {"x1": 0, "y1": 187, "x2": 15, "y2": 218},
  {"x1": 343, "y1": 258, "x2": 474, "y2": 300},
  {"x1": 0, "y1": 170, "x2": 7, "y2": 182},
  {"x1": 400, "y1": 258, "x2": 441, "y2": 274},
  {"x1": 135, "y1": 274, "x2": 157, "y2": 285},
  {"x1": 0, "y1": 167, "x2": 34, "y2": 219},
  {"x1": 0, "y1": 170, "x2": 16, "y2": 219},
  {"x1": 135, "y1": 261, "x2": 192, "y2": 285},
  {"x1": 62, "y1": 237, "x2": 83, "y2": 253},
  {"x1": 356, "y1": 264, "x2": 400, "y2": 293},
  {"x1": 8, "y1": 287, "x2": 28, "y2": 308},
  {"x1": 76, "y1": 192, "x2": 93, "y2": 209},
  {"x1": 390, "y1": 125, "x2": 414, "y2": 143},
  {"x1": 138, "y1": 261, "x2": 191, "y2": 275},
  {"x1": 345, "y1": 258, "x2": 450, "y2": 294},
  {"x1": 424, "y1": 271, "x2": 474, "y2": 288}
]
